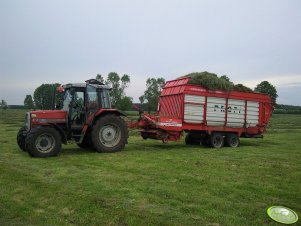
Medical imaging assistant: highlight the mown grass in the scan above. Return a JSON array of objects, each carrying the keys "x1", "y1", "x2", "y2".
[{"x1": 0, "y1": 110, "x2": 300, "y2": 226}]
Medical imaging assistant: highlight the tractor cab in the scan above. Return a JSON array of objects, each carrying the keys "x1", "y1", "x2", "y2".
[
  {"x1": 17, "y1": 79, "x2": 128, "y2": 158},
  {"x1": 61, "y1": 79, "x2": 112, "y2": 131}
]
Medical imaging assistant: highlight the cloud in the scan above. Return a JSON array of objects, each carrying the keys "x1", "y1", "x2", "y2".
[
  {"x1": 124, "y1": 75, "x2": 146, "y2": 103},
  {"x1": 237, "y1": 74, "x2": 301, "y2": 89},
  {"x1": 277, "y1": 85, "x2": 301, "y2": 106},
  {"x1": 235, "y1": 74, "x2": 301, "y2": 105},
  {"x1": 1, "y1": 1, "x2": 301, "y2": 106}
]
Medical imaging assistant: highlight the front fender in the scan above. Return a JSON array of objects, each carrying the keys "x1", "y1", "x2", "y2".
[{"x1": 49, "y1": 123, "x2": 68, "y2": 144}]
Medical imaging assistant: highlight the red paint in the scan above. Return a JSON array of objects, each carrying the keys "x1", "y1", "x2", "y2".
[
  {"x1": 30, "y1": 110, "x2": 67, "y2": 128},
  {"x1": 58, "y1": 84, "x2": 64, "y2": 93}
]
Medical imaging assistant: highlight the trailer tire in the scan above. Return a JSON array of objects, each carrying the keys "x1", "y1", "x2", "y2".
[
  {"x1": 17, "y1": 126, "x2": 27, "y2": 152},
  {"x1": 92, "y1": 114, "x2": 128, "y2": 153},
  {"x1": 201, "y1": 135, "x2": 211, "y2": 147},
  {"x1": 185, "y1": 133, "x2": 200, "y2": 145},
  {"x1": 225, "y1": 133, "x2": 240, "y2": 148},
  {"x1": 209, "y1": 133, "x2": 224, "y2": 148},
  {"x1": 25, "y1": 127, "x2": 61, "y2": 157}
]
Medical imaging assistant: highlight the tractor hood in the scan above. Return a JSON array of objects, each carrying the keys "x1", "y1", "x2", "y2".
[{"x1": 30, "y1": 110, "x2": 67, "y2": 124}]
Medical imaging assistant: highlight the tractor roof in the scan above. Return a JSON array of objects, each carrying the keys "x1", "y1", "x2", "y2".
[{"x1": 63, "y1": 79, "x2": 111, "y2": 90}]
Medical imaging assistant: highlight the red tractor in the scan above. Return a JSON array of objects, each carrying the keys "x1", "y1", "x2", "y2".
[{"x1": 17, "y1": 79, "x2": 128, "y2": 157}]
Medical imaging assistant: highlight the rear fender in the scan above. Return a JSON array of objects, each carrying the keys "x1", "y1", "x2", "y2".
[
  {"x1": 96, "y1": 109, "x2": 126, "y2": 117},
  {"x1": 80, "y1": 109, "x2": 126, "y2": 143},
  {"x1": 92, "y1": 109, "x2": 126, "y2": 125}
]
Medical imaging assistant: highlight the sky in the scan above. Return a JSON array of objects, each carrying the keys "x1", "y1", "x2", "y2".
[{"x1": 1, "y1": 0, "x2": 301, "y2": 105}]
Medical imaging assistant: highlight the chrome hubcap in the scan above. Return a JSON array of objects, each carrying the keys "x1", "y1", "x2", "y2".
[
  {"x1": 35, "y1": 133, "x2": 55, "y2": 153},
  {"x1": 99, "y1": 125, "x2": 121, "y2": 148}
]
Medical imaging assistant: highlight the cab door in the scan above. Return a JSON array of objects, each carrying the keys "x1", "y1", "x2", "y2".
[
  {"x1": 86, "y1": 84, "x2": 99, "y2": 125},
  {"x1": 69, "y1": 89, "x2": 85, "y2": 130}
]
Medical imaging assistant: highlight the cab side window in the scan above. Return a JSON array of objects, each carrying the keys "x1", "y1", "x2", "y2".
[
  {"x1": 74, "y1": 91, "x2": 84, "y2": 108},
  {"x1": 87, "y1": 85, "x2": 98, "y2": 109},
  {"x1": 99, "y1": 89, "x2": 111, "y2": 109}
]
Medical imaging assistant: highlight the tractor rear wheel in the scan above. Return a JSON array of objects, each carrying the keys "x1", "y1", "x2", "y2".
[
  {"x1": 209, "y1": 133, "x2": 224, "y2": 148},
  {"x1": 17, "y1": 126, "x2": 27, "y2": 152},
  {"x1": 77, "y1": 131, "x2": 94, "y2": 150},
  {"x1": 225, "y1": 133, "x2": 240, "y2": 147},
  {"x1": 92, "y1": 114, "x2": 128, "y2": 153},
  {"x1": 25, "y1": 127, "x2": 61, "y2": 157}
]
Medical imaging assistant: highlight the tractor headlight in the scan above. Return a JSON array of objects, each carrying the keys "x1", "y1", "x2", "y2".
[{"x1": 24, "y1": 112, "x2": 30, "y2": 131}]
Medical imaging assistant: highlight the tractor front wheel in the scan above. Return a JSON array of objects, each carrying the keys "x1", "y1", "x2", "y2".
[
  {"x1": 25, "y1": 127, "x2": 61, "y2": 157},
  {"x1": 92, "y1": 114, "x2": 128, "y2": 153},
  {"x1": 17, "y1": 126, "x2": 27, "y2": 152}
]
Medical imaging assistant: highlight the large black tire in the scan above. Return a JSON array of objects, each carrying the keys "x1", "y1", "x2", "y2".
[
  {"x1": 209, "y1": 133, "x2": 224, "y2": 148},
  {"x1": 77, "y1": 131, "x2": 94, "y2": 150},
  {"x1": 17, "y1": 126, "x2": 27, "y2": 152},
  {"x1": 92, "y1": 114, "x2": 128, "y2": 153},
  {"x1": 25, "y1": 127, "x2": 61, "y2": 157},
  {"x1": 201, "y1": 135, "x2": 211, "y2": 147},
  {"x1": 185, "y1": 133, "x2": 200, "y2": 145},
  {"x1": 225, "y1": 133, "x2": 240, "y2": 148}
]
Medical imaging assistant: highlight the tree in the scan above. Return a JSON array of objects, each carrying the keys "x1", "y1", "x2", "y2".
[
  {"x1": 96, "y1": 74, "x2": 104, "y2": 83},
  {"x1": 220, "y1": 75, "x2": 230, "y2": 82},
  {"x1": 254, "y1": 81, "x2": 278, "y2": 105},
  {"x1": 24, "y1": 95, "x2": 34, "y2": 109},
  {"x1": 33, "y1": 83, "x2": 64, "y2": 110},
  {"x1": 141, "y1": 77, "x2": 165, "y2": 112},
  {"x1": 96, "y1": 72, "x2": 132, "y2": 110},
  {"x1": 106, "y1": 72, "x2": 122, "y2": 107},
  {"x1": 0, "y1": 99, "x2": 8, "y2": 110},
  {"x1": 139, "y1": 96, "x2": 144, "y2": 104},
  {"x1": 119, "y1": 96, "x2": 133, "y2": 111}
]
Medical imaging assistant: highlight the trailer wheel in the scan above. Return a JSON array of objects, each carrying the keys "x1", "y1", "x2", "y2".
[
  {"x1": 17, "y1": 126, "x2": 27, "y2": 152},
  {"x1": 209, "y1": 133, "x2": 224, "y2": 148},
  {"x1": 185, "y1": 133, "x2": 200, "y2": 145},
  {"x1": 225, "y1": 133, "x2": 240, "y2": 148},
  {"x1": 92, "y1": 114, "x2": 128, "y2": 153},
  {"x1": 25, "y1": 127, "x2": 61, "y2": 157},
  {"x1": 201, "y1": 135, "x2": 211, "y2": 147}
]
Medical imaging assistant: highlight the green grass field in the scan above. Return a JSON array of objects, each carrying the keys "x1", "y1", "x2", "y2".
[{"x1": 0, "y1": 110, "x2": 300, "y2": 226}]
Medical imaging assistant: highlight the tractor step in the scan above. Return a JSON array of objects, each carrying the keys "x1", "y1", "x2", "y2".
[
  {"x1": 71, "y1": 125, "x2": 83, "y2": 131},
  {"x1": 72, "y1": 134, "x2": 81, "y2": 142}
]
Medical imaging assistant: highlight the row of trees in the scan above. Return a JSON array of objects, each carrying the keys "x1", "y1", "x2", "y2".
[
  {"x1": 274, "y1": 104, "x2": 301, "y2": 114},
  {"x1": 254, "y1": 81, "x2": 278, "y2": 105},
  {"x1": 24, "y1": 84, "x2": 64, "y2": 110},
  {"x1": 23, "y1": 72, "x2": 278, "y2": 112},
  {"x1": 95, "y1": 73, "x2": 165, "y2": 112},
  {"x1": 96, "y1": 73, "x2": 133, "y2": 110},
  {"x1": 23, "y1": 72, "x2": 165, "y2": 112},
  {"x1": 139, "y1": 78, "x2": 165, "y2": 112},
  {"x1": 0, "y1": 99, "x2": 8, "y2": 110}
]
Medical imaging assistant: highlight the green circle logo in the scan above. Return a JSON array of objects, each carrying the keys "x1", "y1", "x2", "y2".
[{"x1": 267, "y1": 206, "x2": 298, "y2": 224}]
